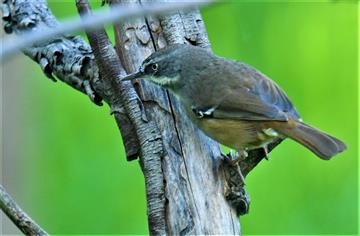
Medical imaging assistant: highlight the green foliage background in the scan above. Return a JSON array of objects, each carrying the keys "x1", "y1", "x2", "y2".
[{"x1": 3, "y1": 1, "x2": 357, "y2": 234}]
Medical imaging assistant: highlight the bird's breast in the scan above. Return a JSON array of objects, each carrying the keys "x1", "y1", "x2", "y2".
[{"x1": 195, "y1": 118, "x2": 279, "y2": 150}]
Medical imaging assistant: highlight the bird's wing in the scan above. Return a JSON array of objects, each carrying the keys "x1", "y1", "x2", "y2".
[
  {"x1": 194, "y1": 89, "x2": 290, "y2": 121},
  {"x1": 193, "y1": 62, "x2": 300, "y2": 121}
]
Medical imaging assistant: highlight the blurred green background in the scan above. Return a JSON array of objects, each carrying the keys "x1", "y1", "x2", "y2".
[{"x1": 2, "y1": 0, "x2": 358, "y2": 235}]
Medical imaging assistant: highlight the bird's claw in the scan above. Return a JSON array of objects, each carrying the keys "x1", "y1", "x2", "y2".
[
  {"x1": 222, "y1": 149, "x2": 248, "y2": 165},
  {"x1": 262, "y1": 145, "x2": 270, "y2": 160}
]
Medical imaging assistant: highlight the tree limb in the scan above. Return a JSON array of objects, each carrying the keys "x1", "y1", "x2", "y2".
[
  {"x1": 112, "y1": 0, "x2": 242, "y2": 233},
  {"x1": 0, "y1": 185, "x2": 48, "y2": 235},
  {"x1": 1, "y1": 0, "x2": 143, "y2": 160},
  {"x1": 240, "y1": 139, "x2": 283, "y2": 177},
  {"x1": 1, "y1": 0, "x2": 212, "y2": 60},
  {"x1": 76, "y1": 1, "x2": 166, "y2": 234},
  {"x1": 2, "y1": 0, "x2": 102, "y2": 103},
  {"x1": 1, "y1": 0, "x2": 281, "y2": 234}
]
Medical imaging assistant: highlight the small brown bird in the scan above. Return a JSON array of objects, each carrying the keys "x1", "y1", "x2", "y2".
[{"x1": 123, "y1": 44, "x2": 346, "y2": 160}]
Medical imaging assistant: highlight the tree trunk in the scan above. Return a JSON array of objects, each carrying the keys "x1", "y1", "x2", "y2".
[
  {"x1": 2, "y1": 0, "x2": 277, "y2": 234},
  {"x1": 109, "y1": 1, "x2": 240, "y2": 234}
]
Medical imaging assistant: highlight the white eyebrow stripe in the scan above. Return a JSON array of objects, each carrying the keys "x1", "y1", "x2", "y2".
[{"x1": 143, "y1": 48, "x2": 179, "y2": 67}]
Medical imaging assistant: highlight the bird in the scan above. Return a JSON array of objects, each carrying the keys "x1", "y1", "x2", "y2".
[{"x1": 122, "y1": 44, "x2": 346, "y2": 160}]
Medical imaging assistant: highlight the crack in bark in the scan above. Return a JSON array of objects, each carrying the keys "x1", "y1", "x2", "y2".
[{"x1": 147, "y1": 2, "x2": 241, "y2": 234}]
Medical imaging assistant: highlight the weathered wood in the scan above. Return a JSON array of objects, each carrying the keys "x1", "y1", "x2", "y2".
[
  {"x1": 1, "y1": 1, "x2": 208, "y2": 60},
  {"x1": 112, "y1": 0, "x2": 240, "y2": 234},
  {"x1": 76, "y1": 1, "x2": 166, "y2": 234},
  {"x1": 1, "y1": 0, "x2": 141, "y2": 161},
  {"x1": 1, "y1": 0, "x2": 278, "y2": 234},
  {"x1": 0, "y1": 185, "x2": 48, "y2": 235}
]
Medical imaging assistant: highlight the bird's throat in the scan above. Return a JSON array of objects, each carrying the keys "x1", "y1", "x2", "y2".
[{"x1": 148, "y1": 75, "x2": 180, "y2": 88}]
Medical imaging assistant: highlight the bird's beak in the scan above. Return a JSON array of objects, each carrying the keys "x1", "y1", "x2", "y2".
[{"x1": 121, "y1": 68, "x2": 144, "y2": 81}]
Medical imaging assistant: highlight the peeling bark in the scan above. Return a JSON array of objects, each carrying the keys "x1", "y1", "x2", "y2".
[{"x1": 1, "y1": 0, "x2": 141, "y2": 161}]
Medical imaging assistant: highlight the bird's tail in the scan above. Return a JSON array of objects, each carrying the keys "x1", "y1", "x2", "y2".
[{"x1": 273, "y1": 120, "x2": 346, "y2": 160}]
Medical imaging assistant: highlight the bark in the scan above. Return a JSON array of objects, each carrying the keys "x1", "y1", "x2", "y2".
[
  {"x1": 111, "y1": 0, "x2": 240, "y2": 234},
  {"x1": 76, "y1": 1, "x2": 166, "y2": 234},
  {"x1": 1, "y1": 0, "x2": 278, "y2": 235},
  {"x1": 1, "y1": 0, "x2": 141, "y2": 160},
  {"x1": 0, "y1": 185, "x2": 48, "y2": 235}
]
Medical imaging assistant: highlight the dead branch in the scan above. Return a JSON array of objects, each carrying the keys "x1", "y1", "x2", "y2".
[{"x1": 0, "y1": 185, "x2": 48, "y2": 235}]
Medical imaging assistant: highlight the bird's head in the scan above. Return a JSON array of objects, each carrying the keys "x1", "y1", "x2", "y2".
[{"x1": 122, "y1": 44, "x2": 189, "y2": 90}]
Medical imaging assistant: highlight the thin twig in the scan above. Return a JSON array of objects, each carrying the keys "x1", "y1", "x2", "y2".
[
  {"x1": 0, "y1": 1, "x2": 213, "y2": 61},
  {"x1": 0, "y1": 184, "x2": 48, "y2": 235}
]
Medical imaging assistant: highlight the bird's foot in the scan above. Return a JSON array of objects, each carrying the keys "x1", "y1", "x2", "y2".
[
  {"x1": 263, "y1": 145, "x2": 269, "y2": 160},
  {"x1": 222, "y1": 149, "x2": 248, "y2": 165},
  {"x1": 221, "y1": 149, "x2": 247, "y2": 184}
]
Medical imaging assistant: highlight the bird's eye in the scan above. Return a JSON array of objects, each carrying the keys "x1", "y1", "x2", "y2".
[{"x1": 151, "y1": 63, "x2": 158, "y2": 71}]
